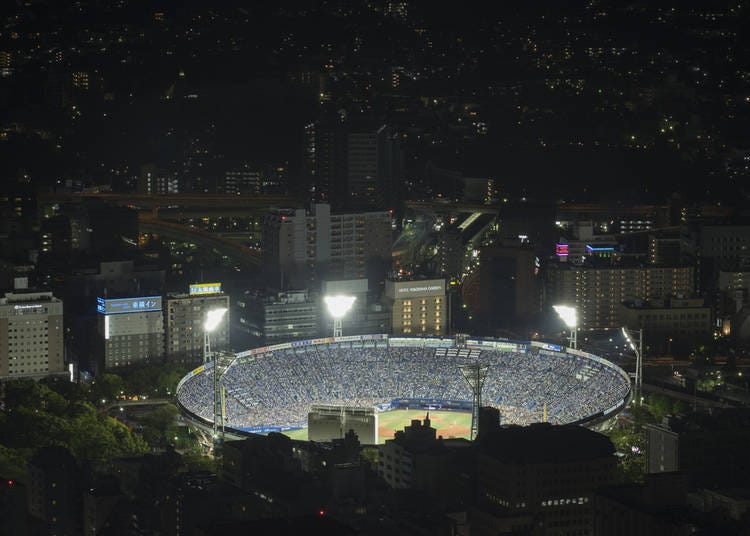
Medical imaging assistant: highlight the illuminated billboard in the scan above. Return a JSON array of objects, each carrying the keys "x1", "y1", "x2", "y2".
[
  {"x1": 97, "y1": 296, "x2": 162, "y2": 315},
  {"x1": 555, "y1": 244, "x2": 569, "y2": 257},
  {"x1": 585, "y1": 244, "x2": 615, "y2": 252},
  {"x1": 189, "y1": 282, "x2": 222, "y2": 295}
]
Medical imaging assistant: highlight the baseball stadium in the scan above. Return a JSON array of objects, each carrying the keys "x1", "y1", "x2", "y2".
[{"x1": 175, "y1": 334, "x2": 632, "y2": 444}]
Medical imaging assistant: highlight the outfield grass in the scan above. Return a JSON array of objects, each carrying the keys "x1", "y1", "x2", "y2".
[{"x1": 279, "y1": 409, "x2": 472, "y2": 444}]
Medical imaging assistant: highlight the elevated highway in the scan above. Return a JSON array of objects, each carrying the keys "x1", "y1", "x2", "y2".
[
  {"x1": 38, "y1": 192, "x2": 304, "y2": 214},
  {"x1": 404, "y1": 200, "x2": 498, "y2": 216},
  {"x1": 38, "y1": 192, "x2": 284, "y2": 269},
  {"x1": 138, "y1": 214, "x2": 263, "y2": 268}
]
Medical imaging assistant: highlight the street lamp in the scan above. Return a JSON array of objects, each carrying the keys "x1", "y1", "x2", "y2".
[
  {"x1": 203, "y1": 307, "x2": 228, "y2": 364},
  {"x1": 553, "y1": 305, "x2": 577, "y2": 350},
  {"x1": 324, "y1": 295, "x2": 356, "y2": 337},
  {"x1": 622, "y1": 326, "x2": 643, "y2": 406}
]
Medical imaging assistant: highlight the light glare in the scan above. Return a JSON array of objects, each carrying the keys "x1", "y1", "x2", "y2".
[
  {"x1": 553, "y1": 305, "x2": 577, "y2": 328},
  {"x1": 325, "y1": 295, "x2": 356, "y2": 318},
  {"x1": 204, "y1": 307, "x2": 228, "y2": 332}
]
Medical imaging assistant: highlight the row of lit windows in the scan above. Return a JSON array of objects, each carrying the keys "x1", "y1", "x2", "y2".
[
  {"x1": 401, "y1": 312, "x2": 441, "y2": 320},
  {"x1": 541, "y1": 497, "x2": 589, "y2": 507},
  {"x1": 401, "y1": 325, "x2": 441, "y2": 334}
]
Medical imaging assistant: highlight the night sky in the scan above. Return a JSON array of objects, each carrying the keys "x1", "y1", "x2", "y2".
[{"x1": 1, "y1": 0, "x2": 748, "y2": 204}]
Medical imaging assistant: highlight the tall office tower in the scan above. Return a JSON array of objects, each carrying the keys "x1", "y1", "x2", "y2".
[
  {"x1": 476, "y1": 243, "x2": 540, "y2": 330},
  {"x1": 436, "y1": 224, "x2": 464, "y2": 277},
  {"x1": 304, "y1": 113, "x2": 347, "y2": 207},
  {"x1": 304, "y1": 115, "x2": 402, "y2": 210},
  {"x1": 262, "y1": 203, "x2": 392, "y2": 289},
  {"x1": 165, "y1": 283, "x2": 230, "y2": 367},
  {"x1": 0, "y1": 290, "x2": 65, "y2": 380},
  {"x1": 545, "y1": 263, "x2": 695, "y2": 330},
  {"x1": 347, "y1": 129, "x2": 379, "y2": 206},
  {"x1": 95, "y1": 295, "x2": 165, "y2": 371}
]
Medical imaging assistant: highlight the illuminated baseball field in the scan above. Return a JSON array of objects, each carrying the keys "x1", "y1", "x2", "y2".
[{"x1": 281, "y1": 409, "x2": 472, "y2": 443}]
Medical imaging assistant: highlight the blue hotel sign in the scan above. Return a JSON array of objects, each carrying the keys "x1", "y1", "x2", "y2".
[{"x1": 97, "y1": 296, "x2": 162, "y2": 315}]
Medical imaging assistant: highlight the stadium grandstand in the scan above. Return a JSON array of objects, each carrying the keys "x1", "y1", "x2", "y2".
[
  {"x1": 177, "y1": 335, "x2": 631, "y2": 435},
  {"x1": 176, "y1": 335, "x2": 631, "y2": 439}
]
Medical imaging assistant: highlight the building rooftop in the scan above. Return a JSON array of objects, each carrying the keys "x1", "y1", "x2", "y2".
[{"x1": 478, "y1": 422, "x2": 615, "y2": 464}]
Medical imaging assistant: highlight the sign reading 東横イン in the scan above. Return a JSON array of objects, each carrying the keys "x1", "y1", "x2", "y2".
[{"x1": 97, "y1": 296, "x2": 162, "y2": 315}]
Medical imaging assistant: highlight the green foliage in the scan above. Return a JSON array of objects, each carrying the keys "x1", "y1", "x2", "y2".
[
  {"x1": 646, "y1": 394, "x2": 672, "y2": 421},
  {"x1": 115, "y1": 363, "x2": 191, "y2": 399},
  {"x1": 137, "y1": 404, "x2": 179, "y2": 448},
  {"x1": 0, "y1": 378, "x2": 149, "y2": 469},
  {"x1": 629, "y1": 404, "x2": 657, "y2": 430},
  {"x1": 606, "y1": 402, "x2": 662, "y2": 484},
  {"x1": 39, "y1": 376, "x2": 88, "y2": 402},
  {"x1": 181, "y1": 450, "x2": 217, "y2": 472},
  {"x1": 0, "y1": 444, "x2": 32, "y2": 482},
  {"x1": 696, "y1": 376, "x2": 719, "y2": 392},
  {"x1": 672, "y1": 399, "x2": 689, "y2": 415},
  {"x1": 89, "y1": 373, "x2": 126, "y2": 403},
  {"x1": 156, "y1": 368, "x2": 185, "y2": 397}
]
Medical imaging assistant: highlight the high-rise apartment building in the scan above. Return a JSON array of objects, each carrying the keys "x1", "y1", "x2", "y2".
[
  {"x1": 262, "y1": 203, "x2": 392, "y2": 288},
  {"x1": 0, "y1": 290, "x2": 64, "y2": 379},
  {"x1": 165, "y1": 283, "x2": 230, "y2": 367},
  {"x1": 546, "y1": 264, "x2": 695, "y2": 330}
]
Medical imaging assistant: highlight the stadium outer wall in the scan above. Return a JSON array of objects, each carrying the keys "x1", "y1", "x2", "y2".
[{"x1": 176, "y1": 334, "x2": 632, "y2": 441}]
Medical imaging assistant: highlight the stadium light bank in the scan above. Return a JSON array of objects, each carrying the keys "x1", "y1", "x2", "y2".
[
  {"x1": 553, "y1": 304, "x2": 578, "y2": 350},
  {"x1": 203, "y1": 307, "x2": 228, "y2": 364},
  {"x1": 325, "y1": 295, "x2": 356, "y2": 337}
]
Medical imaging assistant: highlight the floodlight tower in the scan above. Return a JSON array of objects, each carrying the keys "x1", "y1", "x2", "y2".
[
  {"x1": 622, "y1": 327, "x2": 643, "y2": 406},
  {"x1": 458, "y1": 362, "x2": 490, "y2": 441},
  {"x1": 203, "y1": 307, "x2": 227, "y2": 450},
  {"x1": 553, "y1": 305, "x2": 578, "y2": 350},
  {"x1": 325, "y1": 295, "x2": 356, "y2": 337},
  {"x1": 204, "y1": 307, "x2": 228, "y2": 364}
]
